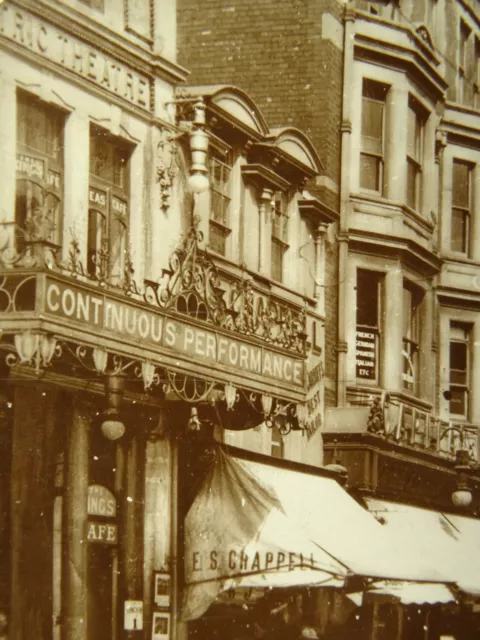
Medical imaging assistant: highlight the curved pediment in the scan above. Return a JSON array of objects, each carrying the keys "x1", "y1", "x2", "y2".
[
  {"x1": 268, "y1": 127, "x2": 324, "y2": 174},
  {"x1": 182, "y1": 84, "x2": 269, "y2": 137}
]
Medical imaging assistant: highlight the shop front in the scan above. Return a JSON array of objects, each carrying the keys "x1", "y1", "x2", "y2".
[{"x1": 180, "y1": 442, "x2": 455, "y2": 640}]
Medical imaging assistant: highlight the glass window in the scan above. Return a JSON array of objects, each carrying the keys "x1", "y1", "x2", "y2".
[
  {"x1": 449, "y1": 324, "x2": 470, "y2": 418},
  {"x1": 406, "y1": 99, "x2": 425, "y2": 212},
  {"x1": 271, "y1": 192, "x2": 288, "y2": 282},
  {"x1": 208, "y1": 150, "x2": 231, "y2": 255},
  {"x1": 451, "y1": 160, "x2": 472, "y2": 255},
  {"x1": 402, "y1": 285, "x2": 422, "y2": 393},
  {"x1": 88, "y1": 126, "x2": 130, "y2": 283},
  {"x1": 356, "y1": 270, "x2": 382, "y2": 383},
  {"x1": 360, "y1": 80, "x2": 388, "y2": 194},
  {"x1": 15, "y1": 91, "x2": 64, "y2": 252},
  {"x1": 459, "y1": 20, "x2": 471, "y2": 104}
]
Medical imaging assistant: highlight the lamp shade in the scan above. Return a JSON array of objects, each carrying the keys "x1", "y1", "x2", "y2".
[
  {"x1": 187, "y1": 172, "x2": 209, "y2": 194},
  {"x1": 452, "y1": 489, "x2": 473, "y2": 508},
  {"x1": 101, "y1": 418, "x2": 125, "y2": 441}
]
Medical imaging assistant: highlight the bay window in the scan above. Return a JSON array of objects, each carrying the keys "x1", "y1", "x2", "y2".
[
  {"x1": 451, "y1": 160, "x2": 473, "y2": 255},
  {"x1": 449, "y1": 324, "x2": 471, "y2": 419},
  {"x1": 406, "y1": 98, "x2": 425, "y2": 212},
  {"x1": 16, "y1": 91, "x2": 64, "y2": 252},
  {"x1": 208, "y1": 149, "x2": 231, "y2": 256},
  {"x1": 271, "y1": 192, "x2": 288, "y2": 282},
  {"x1": 360, "y1": 79, "x2": 388, "y2": 194},
  {"x1": 88, "y1": 126, "x2": 130, "y2": 283}
]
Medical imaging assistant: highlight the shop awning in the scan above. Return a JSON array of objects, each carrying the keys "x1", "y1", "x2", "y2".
[
  {"x1": 347, "y1": 582, "x2": 456, "y2": 606},
  {"x1": 183, "y1": 449, "x2": 447, "y2": 619},
  {"x1": 365, "y1": 498, "x2": 480, "y2": 597}
]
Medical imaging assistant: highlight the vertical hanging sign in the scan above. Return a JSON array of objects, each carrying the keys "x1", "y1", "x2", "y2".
[{"x1": 356, "y1": 330, "x2": 376, "y2": 380}]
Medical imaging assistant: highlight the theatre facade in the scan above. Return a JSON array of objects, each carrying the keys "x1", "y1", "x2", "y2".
[{"x1": 0, "y1": 1, "x2": 343, "y2": 638}]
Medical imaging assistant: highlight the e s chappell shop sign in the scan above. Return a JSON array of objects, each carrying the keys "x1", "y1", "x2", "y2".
[{"x1": 44, "y1": 278, "x2": 304, "y2": 388}]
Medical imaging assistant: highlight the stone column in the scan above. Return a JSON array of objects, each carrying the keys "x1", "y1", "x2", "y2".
[{"x1": 63, "y1": 398, "x2": 90, "y2": 640}]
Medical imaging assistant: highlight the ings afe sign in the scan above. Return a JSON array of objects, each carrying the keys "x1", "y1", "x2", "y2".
[{"x1": 86, "y1": 484, "x2": 118, "y2": 545}]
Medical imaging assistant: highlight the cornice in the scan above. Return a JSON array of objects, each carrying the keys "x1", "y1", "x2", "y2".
[
  {"x1": 436, "y1": 286, "x2": 480, "y2": 311},
  {"x1": 354, "y1": 33, "x2": 447, "y2": 101},
  {"x1": 298, "y1": 197, "x2": 339, "y2": 226},
  {"x1": 241, "y1": 163, "x2": 290, "y2": 193},
  {"x1": 348, "y1": 229, "x2": 442, "y2": 276},
  {"x1": 354, "y1": 9, "x2": 441, "y2": 65}
]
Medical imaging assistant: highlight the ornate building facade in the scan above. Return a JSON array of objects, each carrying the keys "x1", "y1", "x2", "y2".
[{"x1": 177, "y1": 0, "x2": 480, "y2": 638}]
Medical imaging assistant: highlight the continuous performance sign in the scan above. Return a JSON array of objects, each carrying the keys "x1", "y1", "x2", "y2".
[{"x1": 44, "y1": 277, "x2": 305, "y2": 387}]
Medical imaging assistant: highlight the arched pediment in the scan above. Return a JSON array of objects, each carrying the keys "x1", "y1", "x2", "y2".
[
  {"x1": 268, "y1": 127, "x2": 324, "y2": 174},
  {"x1": 182, "y1": 85, "x2": 269, "y2": 136}
]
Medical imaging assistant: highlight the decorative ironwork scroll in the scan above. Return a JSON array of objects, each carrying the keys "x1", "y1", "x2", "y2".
[{"x1": 145, "y1": 216, "x2": 308, "y2": 355}]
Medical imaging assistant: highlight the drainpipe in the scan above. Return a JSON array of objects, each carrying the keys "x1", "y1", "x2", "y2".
[{"x1": 337, "y1": 6, "x2": 356, "y2": 406}]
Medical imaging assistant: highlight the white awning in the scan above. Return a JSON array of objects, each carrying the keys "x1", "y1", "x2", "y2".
[
  {"x1": 183, "y1": 450, "x2": 449, "y2": 619},
  {"x1": 365, "y1": 498, "x2": 480, "y2": 596},
  {"x1": 245, "y1": 459, "x2": 446, "y2": 583},
  {"x1": 365, "y1": 581, "x2": 456, "y2": 605}
]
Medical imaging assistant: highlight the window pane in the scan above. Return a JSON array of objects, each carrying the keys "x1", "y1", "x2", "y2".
[
  {"x1": 360, "y1": 154, "x2": 381, "y2": 191},
  {"x1": 450, "y1": 341, "x2": 467, "y2": 377},
  {"x1": 406, "y1": 160, "x2": 418, "y2": 209},
  {"x1": 452, "y1": 162, "x2": 470, "y2": 208},
  {"x1": 361, "y1": 98, "x2": 383, "y2": 154},
  {"x1": 356, "y1": 271, "x2": 379, "y2": 327},
  {"x1": 208, "y1": 221, "x2": 228, "y2": 255},
  {"x1": 271, "y1": 239, "x2": 284, "y2": 282},
  {"x1": 450, "y1": 389, "x2": 467, "y2": 416},
  {"x1": 87, "y1": 210, "x2": 106, "y2": 275},
  {"x1": 451, "y1": 208, "x2": 468, "y2": 253}
]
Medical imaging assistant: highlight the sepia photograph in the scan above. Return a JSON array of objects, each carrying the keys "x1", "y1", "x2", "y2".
[{"x1": 0, "y1": 0, "x2": 479, "y2": 639}]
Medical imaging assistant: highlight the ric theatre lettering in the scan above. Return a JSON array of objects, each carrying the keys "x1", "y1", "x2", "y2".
[
  {"x1": 44, "y1": 278, "x2": 304, "y2": 387},
  {"x1": 0, "y1": 2, "x2": 150, "y2": 110}
]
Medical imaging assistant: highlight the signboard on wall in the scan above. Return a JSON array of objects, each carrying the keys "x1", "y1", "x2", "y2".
[
  {"x1": 356, "y1": 330, "x2": 376, "y2": 380},
  {"x1": 43, "y1": 276, "x2": 305, "y2": 389},
  {"x1": 124, "y1": 600, "x2": 143, "y2": 631},
  {"x1": 87, "y1": 484, "x2": 117, "y2": 518},
  {"x1": 304, "y1": 352, "x2": 323, "y2": 439}
]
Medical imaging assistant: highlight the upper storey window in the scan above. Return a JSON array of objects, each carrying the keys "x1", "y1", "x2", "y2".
[
  {"x1": 16, "y1": 91, "x2": 64, "y2": 251},
  {"x1": 360, "y1": 80, "x2": 388, "y2": 195},
  {"x1": 451, "y1": 160, "x2": 473, "y2": 256},
  {"x1": 449, "y1": 324, "x2": 471, "y2": 419},
  {"x1": 406, "y1": 99, "x2": 425, "y2": 212},
  {"x1": 356, "y1": 269, "x2": 383, "y2": 385},
  {"x1": 475, "y1": 38, "x2": 480, "y2": 110},
  {"x1": 208, "y1": 149, "x2": 232, "y2": 256},
  {"x1": 271, "y1": 192, "x2": 289, "y2": 283},
  {"x1": 88, "y1": 126, "x2": 131, "y2": 283}
]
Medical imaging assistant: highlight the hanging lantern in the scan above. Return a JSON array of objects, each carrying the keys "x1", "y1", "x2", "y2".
[
  {"x1": 93, "y1": 347, "x2": 108, "y2": 373},
  {"x1": 14, "y1": 331, "x2": 39, "y2": 363},
  {"x1": 224, "y1": 383, "x2": 237, "y2": 410}
]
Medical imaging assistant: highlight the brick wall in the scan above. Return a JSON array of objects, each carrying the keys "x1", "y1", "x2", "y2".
[
  {"x1": 177, "y1": 0, "x2": 344, "y2": 186},
  {"x1": 177, "y1": 0, "x2": 343, "y2": 408}
]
